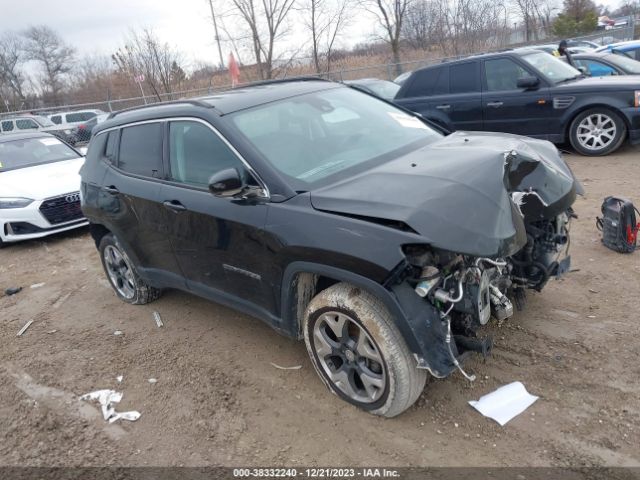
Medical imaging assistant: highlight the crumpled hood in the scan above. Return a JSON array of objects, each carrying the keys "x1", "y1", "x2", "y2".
[{"x1": 310, "y1": 131, "x2": 579, "y2": 258}]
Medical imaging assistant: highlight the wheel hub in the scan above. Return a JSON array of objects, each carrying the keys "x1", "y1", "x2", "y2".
[
  {"x1": 312, "y1": 311, "x2": 386, "y2": 404},
  {"x1": 576, "y1": 113, "x2": 616, "y2": 151}
]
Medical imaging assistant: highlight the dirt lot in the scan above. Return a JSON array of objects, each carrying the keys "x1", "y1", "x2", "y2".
[{"x1": 1, "y1": 145, "x2": 640, "y2": 469}]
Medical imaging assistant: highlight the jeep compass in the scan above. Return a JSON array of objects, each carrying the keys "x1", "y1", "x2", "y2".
[{"x1": 80, "y1": 79, "x2": 580, "y2": 417}]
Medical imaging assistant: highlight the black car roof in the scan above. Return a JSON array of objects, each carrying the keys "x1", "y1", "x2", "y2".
[
  {"x1": 413, "y1": 49, "x2": 540, "y2": 73},
  {"x1": 98, "y1": 79, "x2": 341, "y2": 131},
  {"x1": 0, "y1": 131, "x2": 54, "y2": 143}
]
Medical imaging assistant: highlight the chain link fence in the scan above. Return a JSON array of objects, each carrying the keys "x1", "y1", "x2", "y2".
[{"x1": 1, "y1": 24, "x2": 636, "y2": 140}]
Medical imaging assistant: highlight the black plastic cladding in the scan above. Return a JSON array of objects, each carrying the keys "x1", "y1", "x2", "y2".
[{"x1": 81, "y1": 80, "x2": 580, "y2": 378}]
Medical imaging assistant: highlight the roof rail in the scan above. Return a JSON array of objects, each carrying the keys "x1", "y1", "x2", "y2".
[
  {"x1": 235, "y1": 76, "x2": 330, "y2": 89},
  {"x1": 106, "y1": 98, "x2": 213, "y2": 120}
]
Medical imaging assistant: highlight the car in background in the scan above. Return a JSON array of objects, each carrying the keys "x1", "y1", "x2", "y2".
[
  {"x1": 567, "y1": 39, "x2": 600, "y2": 49},
  {"x1": 596, "y1": 40, "x2": 640, "y2": 60},
  {"x1": 524, "y1": 44, "x2": 593, "y2": 55},
  {"x1": 394, "y1": 49, "x2": 640, "y2": 156},
  {"x1": 70, "y1": 113, "x2": 109, "y2": 144},
  {"x1": 343, "y1": 78, "x2": 401, "y2": 100},
  {"x1": 563, "y1": 51, "x2": 640, "y2": 76},
  {"x1": 394, "y1": 71, "x2": 412, "y2": 85},
  {"x1": 0, "y1": 115, "x2": 75, "y2": 143},
  {"x1": 48, "y1": 109, "x2": 105, "y2": 126},
  {"x1": 0, "y1": 132, "x2": 86, "y2": 246}
]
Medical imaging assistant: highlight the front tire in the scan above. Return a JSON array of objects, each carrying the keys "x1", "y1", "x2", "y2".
[
  {"x1": 98, "y1": 233, "x2": 161, "y2": 305},
  {"x1": 303, "y1": 283, "x2": 427, "y2": 417},
  {"x1": 569, "y1": 108, "x2": 626, "y2": 156}
]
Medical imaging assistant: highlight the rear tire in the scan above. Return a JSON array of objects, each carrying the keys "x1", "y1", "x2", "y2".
[
  {"x1": 569, "y1": 108, "x2": 626, "y2": 156},
  {"x1": 98, "y1": 233, "x2": 161, "y2": 305},
  {"x1": 303, "y1": 282, "x2": 427, "y2": 417}
]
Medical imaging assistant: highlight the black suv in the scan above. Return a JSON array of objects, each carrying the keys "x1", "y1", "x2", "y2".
[
  {"x1": 81, "y1": 79, "x2": 580, "y2": 417},
  {"x1": 394, "y1": 49, "x2": 640, "y2": 156}
]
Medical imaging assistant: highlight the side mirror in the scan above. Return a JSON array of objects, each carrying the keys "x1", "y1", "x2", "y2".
[
  {"x1": 516, "y1": 76, "x2": 540, "y2": 89},
  {"x1": 208, "y1": 168, "x2": 244, "y2": 197}
]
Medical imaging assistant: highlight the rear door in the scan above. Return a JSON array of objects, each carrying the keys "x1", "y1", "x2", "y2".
[
  {"x1": 481, "y1": 57, "x2": 553, "y2": 138},
  {"x1": 445, "y1": 61, "x2": 483, "y2": 131},
  {"x1": 99, "y1": 122, "x2": 184, "y2": 286},
  {"x1": 159, "y1": 119, "x2": 274, "y2": 313}
]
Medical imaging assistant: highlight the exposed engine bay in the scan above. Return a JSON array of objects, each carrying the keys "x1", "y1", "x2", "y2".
[{"x1": 400, "y1": 209, "x2": 573, "y2": 380}]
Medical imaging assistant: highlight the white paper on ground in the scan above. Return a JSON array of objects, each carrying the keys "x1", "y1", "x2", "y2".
[
  {"x1": 468, "y1": 381, "x2": 538, "y2": 426},
  {"x1": 80, "y1": 389, "x2": 141, "y2": 423}
]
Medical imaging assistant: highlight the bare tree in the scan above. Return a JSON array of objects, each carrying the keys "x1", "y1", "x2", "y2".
[
  {"x1": 302, "y1": 0, "x2": 350, "y2": 73},
  {"x1": 360, "y1": 0, "x2": 411, "y2": 75},
  {"x1": 0, "y1": 32, "x2": 27, "y2": 107},
  {"x1": 435, "y1": 0, "x2": 507, "y2": 55},
  {"x1": 229, "y1": 0, "x2": 296, "y2": 79},
  {"x1": 22, "y1": 25, "x2": 75, "y2": 103},
  {"x1": 402, "y1": 0, "x2": 440, "y2": 50},
  {"x1": 112, "y1": 29, "x2": 186, "y2": 100}
]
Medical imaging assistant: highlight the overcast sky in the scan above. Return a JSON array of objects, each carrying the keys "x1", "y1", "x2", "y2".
[{"x1": 0, "y1": 0, "x2": 626, "y2": 70}]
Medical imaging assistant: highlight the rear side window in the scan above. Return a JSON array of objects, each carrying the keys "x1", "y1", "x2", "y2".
[
  {"x1": 404, "y1": 66, "x2": 449, "y2": 97},
  {"x1": 118, "y1": 123, "x2": 163, "y2": 178},
  {"x1": 66, "y1": 112, "x2": 97, "y2": 123},
  {"x1": 104, "y1": 131, "x2": 119, "y2": 164},
  {"x1": 450, "y1": 62, "x2": 480, "y2": 93},
  {"x1": 169, "y1": 120, "x2": 244, "y2": 188},
  {"x1": 1, "y1": 121, "x2": 14, "y2": 132},
  {"x1": 50, "y1": 115, "x2": 62, "y2": 125}
]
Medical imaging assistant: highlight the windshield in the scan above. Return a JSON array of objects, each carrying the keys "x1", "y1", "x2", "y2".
[
  {"x1": 0, "y1": 136, "x2": 79, "y2": 172},
  {"x1": 32, "y1": 115, "x2": 55, "y2": 127},
  {"x1": 521, "y1": 51, "x2": 582, "y2": 83},
  {"x1": 230, "y1": 87, "x2": 442, "y2": 187},
  {"x1": 605, "y1": 53, "x2": 640, "y2": 73}
]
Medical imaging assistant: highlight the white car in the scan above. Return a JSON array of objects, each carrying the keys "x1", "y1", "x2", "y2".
[
  {"x1": 48, "y1": 109, "x2": 106, "y2": 126},
  {"x1": 0, "y1": 132, "x2": 87, "y2": 245}
]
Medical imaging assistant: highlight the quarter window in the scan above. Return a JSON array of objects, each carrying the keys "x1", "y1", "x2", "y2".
[
  {"x1": 1, "y1": 121, "x2": 14, "y2": 132},
  {"x1": 50, "y1": 115, "x2": 62, "y2": 124},
  {"x1": 169, "y1": 121, "x2": 244, "y2": 188},
  {"x1": 450, "y1": 62, "x2": 480, "y2": 93},
  {"x1": 118, "y1": 123, "x2": 163, "y2": 178},
  {"x1": 484, "y1": 58, "x2": 530, "y2": 91}
]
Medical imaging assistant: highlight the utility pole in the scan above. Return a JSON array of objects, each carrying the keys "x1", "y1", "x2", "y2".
[{"x1": 208, "y1": 0, "x2": 225, "y2": 69}]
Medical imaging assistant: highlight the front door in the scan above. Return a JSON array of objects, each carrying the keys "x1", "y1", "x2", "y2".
[
  {"x1": 160, "y1": 119, "x2": 274, "y2": 314},
  {"x1": 481, "y1": 57, "x2": 553, "y2": 138}
]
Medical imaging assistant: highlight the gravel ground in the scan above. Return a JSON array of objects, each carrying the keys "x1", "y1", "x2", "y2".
[{"x1": 1, "y1": 145, "x2": 639, "y2": 468}]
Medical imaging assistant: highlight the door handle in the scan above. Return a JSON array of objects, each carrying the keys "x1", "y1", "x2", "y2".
[
  {"x1": 163, "y1": 200, "x2": 186, "y2": 212},
  {"x1": 102, "y1": 185, "x2": 119, "y2": 195},
  {"x1": 435, "y1": 104, "x2": 451, "y2": 110},
  {"x1": 487, "y1": 101, "x2": 503, "y2": 108}
]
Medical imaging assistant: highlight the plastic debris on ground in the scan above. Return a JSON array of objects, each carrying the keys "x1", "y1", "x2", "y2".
[
  {"x1": 80, "y1": 389, "x2": 141, "y2": 423},
  {"x1": 153, "y1": 311, "x2": 163, "y2": 328},
  {"x1": 468, "y1": 381, "x2": 538, "y2": 426},
  {"x1": 116, "y1": 375, "x2": 123, "y2": 383},
  {"x1": 4, "y1": 287, "x2": 22, "y2": 296},
  {"x1": 16, "y1": 320, "x2": 34, "y2": 337},
  {"x1": 270, "y1": 362, "x2": 302, "y2": 370},
  {"x1": 30, "y1": 283, "x2": 45, "y2": 289},
  {"x1": 113, "y1": 330, "x2": 123, "y2": 336}
]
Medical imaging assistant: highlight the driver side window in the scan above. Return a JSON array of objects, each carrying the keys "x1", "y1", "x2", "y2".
[
  {"x1": 484, "y1": 58, "x2": 531, "y2": 91},
  {"x1": 169, "y1": 121, "x2": 246, "y2": 188}
]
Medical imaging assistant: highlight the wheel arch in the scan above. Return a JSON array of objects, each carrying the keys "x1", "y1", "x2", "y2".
[
  {"x1": 563, "y1": 102, "x2": 629, "y2": 143},
  {"x1": 281, "y1": 261, "x2": 456, "y2": 378}
]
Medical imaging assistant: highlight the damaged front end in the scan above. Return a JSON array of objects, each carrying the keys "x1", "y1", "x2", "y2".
[{"x1": 379, "y1": 133, "x2": 581, "y2": 379}]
